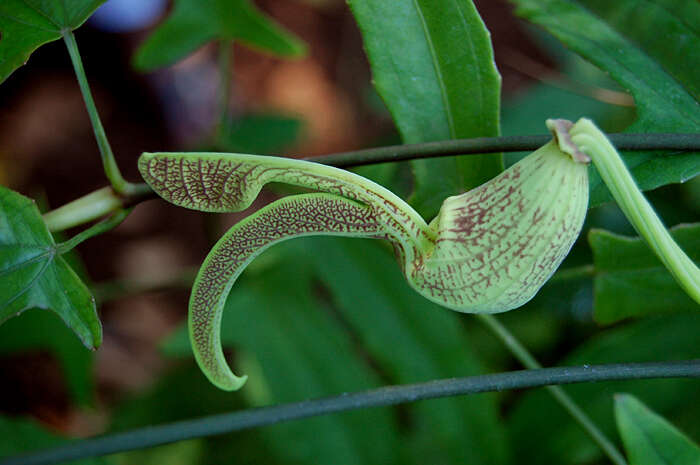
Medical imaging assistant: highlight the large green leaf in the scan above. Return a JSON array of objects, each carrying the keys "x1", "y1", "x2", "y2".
[
  {"x1": 0, "y1": 308, "x2": 94, "y2": 405},
  {"x1": 615, "y1": 394, "x2": 700, "y2": 465},
  {"x1": 0, "y1": 185, "x2": 101, "y2": 349},
  {"x1": 590, "y1": 224, "x2": 700, "y2": 324},
  {"x1": 0, "y1": 0, "x2": 106, "y2": 83},
  {"x1": 133, "y1": 0, "x2": 306, "y2": 71},
  {"x1": 348, "y1": 0, "x2": 502, "y2": 219},
  {"x1": 507, "y1": 313, "x2": 700, "y2": 465},
  {"x1": 510, "y1": 0, "x2": 700, "y2": 206}
]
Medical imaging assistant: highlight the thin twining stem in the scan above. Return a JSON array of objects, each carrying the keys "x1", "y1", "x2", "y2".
[
  {"x1": 312, "y1": 133, "x2": 700, "y2": 167},
  {"x1": 41, "y1": 131, "x2": 700, "y2": 232},
  {"x1": 478, "y1": 314, "x2": 627, "y2": 465},
  {"x1": 2, "y1": 360, "x2": 698, "y2": 465}
]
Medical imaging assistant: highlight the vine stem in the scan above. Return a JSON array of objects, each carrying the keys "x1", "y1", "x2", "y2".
[
  {"x1": 55, "y1": 209, "x2": 131, "y2": 254},
  {"x1": 62, "y1": 31, "x2": 141, "y2": 197},
  {"x1": 41, "y1": 132, "x2": 700, "y2": 232},
  {"x1": 312, "y1": 133, "x2": 700, "y2": 167},
  {"x1": 42, "y1": 185, "x2": 152, "y2": 231},
  {"x1": 477, "y1": 314, "x2": 628, "y2": 465},
  {"x1": 3, "y1": 361, "x2": 698, "y2": 465}
]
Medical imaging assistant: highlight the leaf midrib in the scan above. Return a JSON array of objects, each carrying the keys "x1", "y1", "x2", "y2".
[
  {"x1": 0, "y1": 246, "x2": 54, "y2": 278},
  {"x1": 18, "y1": 0, "x2": 61, "y2": 29},
  {"x1": 411, "y1": 0, "x2": 455, "y2": 140},
  {"x1": 624, "y1": 405, "x2": 673, "y2": 465},
  {"x1": 1, "y1": 251, "x2": 54, "y2": 311}
]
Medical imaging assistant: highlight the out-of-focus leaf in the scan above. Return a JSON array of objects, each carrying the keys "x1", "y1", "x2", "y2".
[
  {"x1": 590, "y1": 224, "x2": 700, "y2": 324},
  {"x1": 133, "y1": 0, "x2": 306, "y2": 71},
  {"x1": 0, "y1": 309, "x2": 94, "y2": 405},
  {"x1": 307, "y1": 237, "x2": 509, "y2": 465},
  {"x1": 510, "y1": 0, "x2": 700, "y2": 206},
  {"x1": 163, "y1": 252, "x2": 401, "y2": 465},
  {"x1": 0, "y1": 415, "x2": 111, "y2": 464},
  {"x1": 112, "y1": 441, "x2": 203, "y2": 465},
  {"x1": 108, "y1": 363, "x2": 275, "y2": 465},
  {"x1": 507, "y1": 313, "x2": 700, "y2": 465},
  {"x1": 501, "y1": 81, "x2": 632, "y2": 166},
  {"x1": 615, "y1": 394, "x2": 700, "y2": 465},
  {"x1": 0, "y1": 186, "x2": 101, "y2": 349},
  {"x1": 216, "y1": 114, "x2": 302, "y2": 154},
  {"x1": 348, "y1": 0, "x2": 502, "y2": 220},
  {"x1": 0, "y1": 0, "x2": 106, "y2": 83}
]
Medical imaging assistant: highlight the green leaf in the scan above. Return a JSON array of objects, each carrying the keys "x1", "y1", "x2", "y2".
[
  {"x1": 507, "y1": 313, "x2": 700, "y2": 465},
  {"x1": 590, "y1": 224, "x2": 700, "y2": 324},
  {"x1": 216, "y1": 114, "x2": 302, "y2": 154},
  {"x1": 0, "y1": 308, "x2": 94, "y2": 405},
  {"x1": 112, "y1": 441, "x2": 204, "y2": 465},
  {"x1": 510, "y1": 0, "x2": 700, "y2": 206},
  {"x1": 348, "y1": 0, "x2": 502, "y2": 219},
  {"x1": 108, "y1": 362, "x2": 284, "y2": 465},
  {"x1": 133, "y1": 0, "x2": 306, "y2": 71},
  {"x1": 0, "y1": 0, "x2": 106, "y2": 83},
  {"x1": 0, "y1": 185, "x2": 101, "y2": 349},
  {"x1": 0, "y1": 415, "x2": 111, "y2": 464},
  {"x1": 615, "y1": 394, "x2": 700, "y2": 465}
]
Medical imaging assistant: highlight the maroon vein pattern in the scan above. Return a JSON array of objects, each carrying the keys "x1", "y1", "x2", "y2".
[{"x1": 189, "y1": 193, "x2": 386, "y2": 387}]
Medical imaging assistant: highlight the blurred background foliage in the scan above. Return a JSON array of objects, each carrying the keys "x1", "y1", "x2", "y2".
[{"x1": 0, "y1": 0, "x2": 698, "y2": 464}]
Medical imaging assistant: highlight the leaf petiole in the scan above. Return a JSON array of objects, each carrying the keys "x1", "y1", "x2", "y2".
[
  {"x1": 42, "y1": 185, "x2": 152, "y2": 232},
  {"x1": 56, "y1": 209, "x2": 131, "y2": 255}
]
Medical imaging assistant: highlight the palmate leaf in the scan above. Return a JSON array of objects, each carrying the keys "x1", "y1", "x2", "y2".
[
  {"x1": 347, "y1": 0, "x2": 503, "y2": 220},
  {"x1": 510, "y1": 0, "x2": 700, "y2": 206},
  {"x1": 0, "y1": 185, "x2": 101, "y2": 349},
  {"x1": 590, "y1": 224, "x2": 700, "y2": 324},
  {"x1": 133, "y1": 0, "x2": 306, "y2": 71},
  {"x1": 615, "y1": 394, "x2": 700, "y2": 465},
  {"x1": 0, "y1": 0, "x2": 106, "y2": 83}
]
